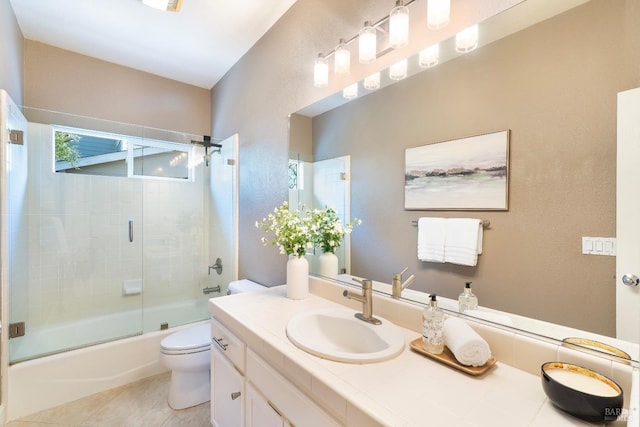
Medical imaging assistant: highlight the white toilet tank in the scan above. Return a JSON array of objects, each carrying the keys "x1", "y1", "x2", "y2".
[{"x1": 227, "y1": 279, "x2": 265, "y2": 295}]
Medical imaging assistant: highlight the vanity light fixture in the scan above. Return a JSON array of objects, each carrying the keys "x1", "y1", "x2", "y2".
[
  {"x1": 389, "y1": 0, "x2": 410, "y2": 49},
  {"x1": 142, "y1": 0, "x2": 182, "y2": 12},
  {"x1": 389, "y1": 59, "x2": 408, "y2": 80},
  {"x1": 419, "y1": 43, "x2": 439, "y2": 68},
  {"x1": 359, "y1": 21, "x2": 377, "y2": 64},
  {"x1": 334, "y1": 39, "x2": 351, "y2": 75},
  {"x1": 343, "y1": 83, "x2": 359, "y2": 99},
  {"x1": 427, "y1": 0, "x2": 450, "y2": 29},
  {"x1": 314, "y1": 54, "x2": 329, "y2": 88},
  {"x1": 456, "y1": 24, "x2": 479, "y2": 52},
  {"x1": 364, "y1": 72, "x2": 381, "y2": 90}
]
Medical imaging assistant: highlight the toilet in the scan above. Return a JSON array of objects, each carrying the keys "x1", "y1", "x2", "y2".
[{"x1": 160, "y1": 279, "x2": 265, "y2": 409}]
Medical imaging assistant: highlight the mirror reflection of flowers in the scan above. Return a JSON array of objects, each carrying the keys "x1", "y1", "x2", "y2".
[
  {"x1": 311, "y1": 207, "x2": 361, "y2": 254},
  {"x1": 256, "y1": 201, "x2": 313, "y2": 258}
]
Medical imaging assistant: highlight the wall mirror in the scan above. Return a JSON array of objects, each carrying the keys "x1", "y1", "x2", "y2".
[{"x1": 289, "y1": 0, "x2": 640, "y2": 363}]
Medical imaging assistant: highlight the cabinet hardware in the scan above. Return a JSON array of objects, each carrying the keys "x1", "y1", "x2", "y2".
[{"x1": 212, "y1": 336, "x2": 228, "y2": 351}]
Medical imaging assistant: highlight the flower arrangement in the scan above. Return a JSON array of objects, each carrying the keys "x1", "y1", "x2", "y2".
[
  {"x1": 256, "y1": 201, "x2": 313, "y2": 257},
  {"x1": 257, "y1": 202, "x2": 360, "y2": 257},
  {"x1": 310, "y1": 207, "x2": 360, "y2": 254}
]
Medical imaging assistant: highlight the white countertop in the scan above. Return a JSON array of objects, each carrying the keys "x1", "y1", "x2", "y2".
[{"x1": 209, "y1": 284, "x2": 609, "y2": 427}]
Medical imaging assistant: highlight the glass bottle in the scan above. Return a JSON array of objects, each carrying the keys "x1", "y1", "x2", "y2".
[
  {"x1": 422, "y1": 294, "x2": 444, "y2": 354},
  {"x1": 458, "y1": 281, "x2": 478, "y2": 313}
]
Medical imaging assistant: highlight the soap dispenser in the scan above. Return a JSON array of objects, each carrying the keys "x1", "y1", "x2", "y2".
[
  {"x1": 422, "y1": 294, "x2": 444, "y2": 354},
  {"x1": 458, "y1": 281, "x2": 478, "y2": 313}
]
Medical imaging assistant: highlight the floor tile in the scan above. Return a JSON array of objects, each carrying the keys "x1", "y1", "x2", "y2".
[{"x1": 6, "y1": 372, "x2": 211, "y2": 427}]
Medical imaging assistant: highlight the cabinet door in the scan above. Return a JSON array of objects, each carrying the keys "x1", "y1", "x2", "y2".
[
  {"x1": 212, "y1": 346, "x2": 244, "y2": 427},
  {"x1": 245, "y1": 383, "x2": 284, "y2": 427}
]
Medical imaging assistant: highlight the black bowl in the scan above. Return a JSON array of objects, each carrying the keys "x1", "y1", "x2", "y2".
[{"x1": 541, "y1": 362, "x2": 624, "y2": 423}]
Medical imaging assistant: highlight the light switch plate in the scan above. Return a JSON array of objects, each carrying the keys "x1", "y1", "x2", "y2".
[{"x1": 582, "y1": 237, "x2": 616, "y2": 256}]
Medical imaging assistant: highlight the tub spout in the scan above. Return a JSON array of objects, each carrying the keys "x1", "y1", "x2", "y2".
[{"x1": 203, "y1": 285, "x2": 221, "y2": 295}]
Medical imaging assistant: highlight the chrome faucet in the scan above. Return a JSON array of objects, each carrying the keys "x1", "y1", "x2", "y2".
[
  {"x1": 343, "y1": 278, "x2": 382, "y2": 325},
  {"x1": 391, "y1": 267, "x2": 415, "y2": 299}
]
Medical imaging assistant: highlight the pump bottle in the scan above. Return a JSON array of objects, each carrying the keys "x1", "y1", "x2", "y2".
[
  {"x1": 458, "y1": 281, "x2": 478, "y2": 313},
  {"x1": 422, "y1": 294, "x2": 444, "y2": 354}
]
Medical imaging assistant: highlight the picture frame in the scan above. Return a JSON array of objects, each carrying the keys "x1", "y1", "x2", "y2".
[{"x1": 404, "y1": 130, "x2": 510, "y2": 210}]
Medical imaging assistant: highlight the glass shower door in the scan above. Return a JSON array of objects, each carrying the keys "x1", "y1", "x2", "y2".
[
  {"x1": 139, "y1": 128, "x2": 213, "y2": 332},
  {"x1": 8, "y1": 111, "x2": 145, "y2": 363}
]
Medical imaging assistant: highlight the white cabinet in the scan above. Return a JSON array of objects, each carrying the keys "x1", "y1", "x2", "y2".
[
  {"x1": 212, "y1": 347, "x2": 244, "y2": 427},
  {"x1": 245, "y1": 383, "x2": 284, "y2": 427},
  {"x1": 246, "y1": 349, "x2": 341, "y2": 427},
  {"x1": 211, "y1": 317, "x2": 246, "y2": 427},
  {"x1": 211, "y1": 317, "x2": 340, "y2": 427}
]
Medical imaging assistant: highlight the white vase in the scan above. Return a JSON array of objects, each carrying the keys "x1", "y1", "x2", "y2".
[
  {"x1": 318, "y1": 252, "x2": 339, "y2": 279},
  {"x1": 286, "y1": 255, "x2": 309, "y2": 300}
]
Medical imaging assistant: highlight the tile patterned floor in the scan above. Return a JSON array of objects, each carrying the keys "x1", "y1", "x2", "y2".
[{"x1": 6, "y1": 372, "x2": 210, "y2": 427}]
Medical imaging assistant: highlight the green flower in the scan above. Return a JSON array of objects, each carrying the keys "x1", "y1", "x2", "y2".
[
  {"x1": 310, "y1": 207, "x2": 360, "y2": 254},
  {"x1": 256, "y1": 201, "x2": 314, "y2": 257}
]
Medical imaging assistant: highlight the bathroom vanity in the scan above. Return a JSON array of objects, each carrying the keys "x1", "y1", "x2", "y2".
[{"x1": 209, "y1": 276, "x2": 636, "y2": 426}]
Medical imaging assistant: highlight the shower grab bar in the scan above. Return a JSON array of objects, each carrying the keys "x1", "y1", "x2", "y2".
[{"x1": 129, "y1": 220, "x2": 133, "y2": 242}]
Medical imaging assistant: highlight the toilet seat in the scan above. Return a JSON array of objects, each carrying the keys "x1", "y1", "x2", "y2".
[{"x1": 161, "y1": 323, "x2": 210, "y2": 355}]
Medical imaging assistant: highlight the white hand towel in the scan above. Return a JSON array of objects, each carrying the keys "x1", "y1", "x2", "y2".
[
  {"x1": 444, "y1": 218, "x2": 483, "y2": 266},
  {"x1": 417, "y1": 217, "x2": 446, "y2": 262},
  {"x1": 443, "y1": 317, "x2": 492, "y2": 367}
]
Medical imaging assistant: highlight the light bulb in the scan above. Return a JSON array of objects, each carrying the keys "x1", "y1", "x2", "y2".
[
  {"x1": 419, "y1": 44, "x2": 439, "y2": 68},
  {"x1": 364, "y1": 72, "x2": 381, "y2": 90},
  {"x1": 314, "y1": 54, "x2": 328, "y2": 88},
  {"x1": 389, "y1": 0, "x2": 409, "y2": 49},
  {"x1": 343, "y1": 83, "x2": 358, "y2": 99},
  {"x1": 359, "y1": 21, "x2": 377, "y2": 64},
  {"x1": 334, "y1": 39, "x2": 351, "y2": 75},
  {"x1": 389, "y1": 59, "x2": 407, "y2": 80},
  {"x1": 456, "y1": 24, "x2": 479, "y2": 53},
  {"x1": 427, "y1": 0, "x2": 450, "y2": 29}
]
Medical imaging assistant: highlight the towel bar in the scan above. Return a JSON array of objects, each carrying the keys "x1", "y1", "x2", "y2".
[{"x1": 411, "y1": 219, "x2": 490, "y2": 228}]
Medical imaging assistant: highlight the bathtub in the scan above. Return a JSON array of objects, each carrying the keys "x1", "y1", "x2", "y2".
[
  {"x1": 6, "y1": 298, "x2": 216, "y2": 421},
  {"x1": 10, "y1": 298, "x2": 211, "y2": 363}
]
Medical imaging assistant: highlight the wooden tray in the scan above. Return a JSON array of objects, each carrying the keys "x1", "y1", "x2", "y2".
[{"x1": 409, "y1": 338, "x2": 497, "y2": 376}]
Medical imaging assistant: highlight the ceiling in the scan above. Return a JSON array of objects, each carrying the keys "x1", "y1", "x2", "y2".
[{"x1": 9, "y1": 0, "x2": 297, "y2": 89}]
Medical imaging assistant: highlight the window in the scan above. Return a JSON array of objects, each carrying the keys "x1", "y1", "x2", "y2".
[{"x1": 54, "y1": 126, "x2": 193, "y2": 180}]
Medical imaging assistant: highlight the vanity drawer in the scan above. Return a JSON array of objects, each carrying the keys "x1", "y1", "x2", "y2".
[{"x1": 211, "y1": 317, "x2": 246, "y2": 373}]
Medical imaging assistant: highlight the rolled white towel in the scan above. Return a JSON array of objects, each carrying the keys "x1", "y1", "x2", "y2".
[{"x1": 444, "y1": 317, "x2": 491, "y2": 367}]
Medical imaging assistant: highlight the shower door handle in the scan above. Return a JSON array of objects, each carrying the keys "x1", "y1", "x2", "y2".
[{"x1": 129, "y1": 220, "x2": 133, "y2": 243}]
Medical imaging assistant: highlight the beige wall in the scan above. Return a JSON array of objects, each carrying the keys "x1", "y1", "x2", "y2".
[
  {"x1": 211, "y1": 0, "x2": 431, "y2": 285},
  {"x1": 24, "y1": 41, "x2": 210, "y2": 136},
  {"x1": 312, "y1": 0, "x2": 640, "y2": 336},
  {"x1": 212, "y1": 0, "x2": 639, "y2": 336},
  {"x1": 1, "y1": 1, "x2": 24, "y2": 105}
]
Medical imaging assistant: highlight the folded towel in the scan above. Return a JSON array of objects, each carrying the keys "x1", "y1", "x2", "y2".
[
  {"x1": 417, "y1": 217, "x2": 446, "y2": 262},
  {"x1": 444, "y1": 218, "x2": 483, "y2": 266},
  {"x1": 444, "y1": 317, "x2": 492, "y2": 367},
  {"x1": 463, "y1": 309, "x2": 513, "y2": 326}
]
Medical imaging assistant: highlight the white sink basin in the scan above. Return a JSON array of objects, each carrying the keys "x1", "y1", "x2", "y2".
[{"x1": 286, "y1": 308, "x2": 405, "y2": 363}]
